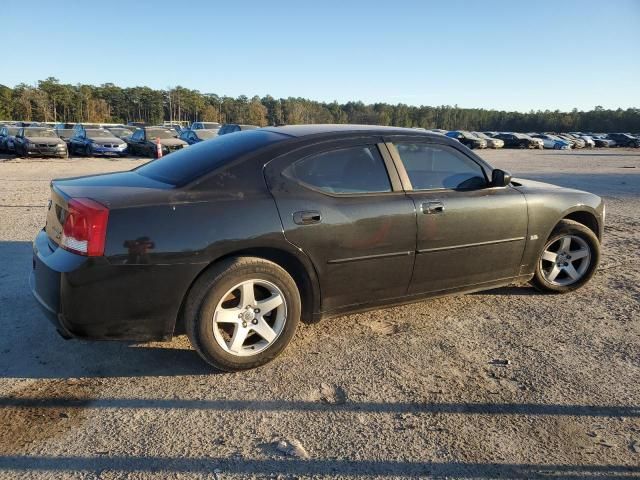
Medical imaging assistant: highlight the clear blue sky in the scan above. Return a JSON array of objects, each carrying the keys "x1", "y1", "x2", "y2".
[{"x1": 2, "y1": 0, "x2": 639, "y2": 112}]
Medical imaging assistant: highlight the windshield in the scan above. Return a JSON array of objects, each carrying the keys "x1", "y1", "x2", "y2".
[
  {"x1": 85, "y1": 129, "x2": 115, "y2": 138},
  {"x1": 146, "y1": 128, "x2": 178, "y2": 140},
  {"x1": 24, "y1": 128, "x2": 57, "y2": 138},
  {"x1": 4, "y1": 127, "x2": 19, "y2": 135},
  {"x1": 459, "y1": 131, "x2": 477, "y2": 139},
  {"x1": 108, "y1": 128, "x2": 133, "y2": 136},
  {"x1": 196, "y1": 129, "x2": 219, "y2": 139},
  {"x1": 137, "y1": 130, "x2": 288, "y2": 186},
  {"x1": 473, "y1": 132, "x2": 489, "y2": 139}
]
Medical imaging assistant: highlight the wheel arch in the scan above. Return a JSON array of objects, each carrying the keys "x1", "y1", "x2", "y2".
[
  {"x1": 561, "y1": 209, "x2": 601, "y2": 240},
  {"x1": 173, "y1": 246, "x2": 320, "y2": 336}
]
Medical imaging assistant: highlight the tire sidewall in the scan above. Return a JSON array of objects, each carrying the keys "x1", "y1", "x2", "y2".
[
  {"x1": 533, "y1": 221, "x2": 600, "y2": 293},
  {"x1": 189, "y1": 258, "x2": 301, "y2": 371}
]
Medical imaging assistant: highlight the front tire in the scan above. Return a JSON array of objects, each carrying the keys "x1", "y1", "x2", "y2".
[
  {"x1": 531, "y1": 219, "x2": 600, "y2": 293},
  {"x1": 185, "y1": 257, "x2": 301, "y2": 371}
]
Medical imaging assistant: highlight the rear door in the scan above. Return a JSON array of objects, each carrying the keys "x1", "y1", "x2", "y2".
[
  {"x1": 265, "y1": 137, "x2": 417, "y2": 312},
  {"x1": 386, "y1": 138, "x2": 528, "y2": 294}
]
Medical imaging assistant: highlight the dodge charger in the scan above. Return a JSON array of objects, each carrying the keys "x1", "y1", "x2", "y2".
[{"x1": 30, "y1": 125, "x2": 604, "y2": 371}]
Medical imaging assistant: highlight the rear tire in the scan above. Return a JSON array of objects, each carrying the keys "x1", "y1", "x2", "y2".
[
  {"x1": 185, "y1": 257, "x2": 301, "y2": 371},
  {"x1": 531, "y1": 219, "x2": 600, "y2": 294}
]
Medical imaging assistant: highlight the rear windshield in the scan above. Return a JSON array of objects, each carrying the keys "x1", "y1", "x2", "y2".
[{"x1": 136, "y1": 129, "x2": 288, "y2": 186}]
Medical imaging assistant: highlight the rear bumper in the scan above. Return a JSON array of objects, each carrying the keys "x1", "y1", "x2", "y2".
[
  {"x1": 30, "y1": 229, "x2": 203, "y2": 342},
  {"x1": 30, "y1": 230, "x2": 84, "y2": 338}
]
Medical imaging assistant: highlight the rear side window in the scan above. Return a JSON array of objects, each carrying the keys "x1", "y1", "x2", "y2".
[
  {"x1": 393, "y1": 143, "x2": 487, "y2": 190},
  {"x1": 136, "y1": 129, "x2": 288, "y2": 186},
  {"x1": 285, "y1": 145, "x2": 391, "y2": 194}
]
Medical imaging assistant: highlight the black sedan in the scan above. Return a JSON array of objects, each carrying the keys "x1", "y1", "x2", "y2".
[
  {"x1": 14, "y1": 127, "x2": 68, "y2": 158},
  {"x1": 31, "y1": 125, "x2": 604, "y2": 371},
  {"x1": 125, "y1": 127, "x2": 188, "y2": 157},
  {"x1": 606, "y1": 133, "x2": 640, "y2": 148},
  {"x1": 493, "y1": 132, "x2": 541, "y2": 149},
  {"x1": 69, "y1": 128, "x2": 128, "y2": 157}
]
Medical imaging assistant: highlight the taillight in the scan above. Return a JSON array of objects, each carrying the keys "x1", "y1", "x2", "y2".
[{"x1": 61, "y1": 198, "x2": 109, "y2": 256}]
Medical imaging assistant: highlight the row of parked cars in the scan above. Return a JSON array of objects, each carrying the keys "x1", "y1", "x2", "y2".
[
  {"x1": 0, "y1": 121, "x2": 259, "y2": 158},
  {"x1": 2, "y1": 121, "x2": 639, "y2": 158},
  {"x1": 422, "y1": 129, "x2": 640, "y2": 150}
]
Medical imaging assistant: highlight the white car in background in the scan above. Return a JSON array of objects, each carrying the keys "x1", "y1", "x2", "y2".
[
  {"x1": 571, "y1": 133, "x2": 596, "y2": 148},
  {"x1": 471, "y1": 131, "x2": 504, "y2": 148}
]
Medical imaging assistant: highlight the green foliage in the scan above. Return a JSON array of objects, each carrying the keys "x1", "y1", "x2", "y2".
[{"x1": 0, "y1": 78, "x2": 638, "y2": 132}]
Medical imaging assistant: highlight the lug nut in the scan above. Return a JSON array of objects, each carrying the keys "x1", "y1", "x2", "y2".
[
  {"x1": 242, "y1": 322, "x2": 247, "y2": 328},
  {"x1": 254, "y1": 309, "x2": 260, "y2": 314},
  {"x1": 252, "y1": 319, "x2": 258, "y2": 325}
]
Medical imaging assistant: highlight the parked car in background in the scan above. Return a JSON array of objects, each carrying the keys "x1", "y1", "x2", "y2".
[
  {"x1": 53, "y1": 123, "x2": 76, "y2": 146},
  {"x1": 0, "y1": 125, "x2": 20, "y2": 152},
  {"x1": 72, "y1": 123, "x2": 103, "y2": 139},
  {"x1": 191, "y1": 121, "x2": 221, "y2": 130},
  {"x1": 493, "y1": 132, "x2": 541, "y2": 149},
  {"x1": 531, "y1": 134, "x2": 571, "y2": 150},
  {"x1": 179, "y1": 128, "x2": 219, "y2": 145},
  {"x1": 106, "y1": 127, "x2": 135, "y2": 139},
  {"x1": 554, "y1": 134, "x2": 585, "y2": 149},
  {"x1": 125, "y1": 127, "x2": 188, "y2": 157},
  {"x1": 14, "y1": 127, "x2": 68, "y2": 158},
  {"x1": 218, "y1": 124, "x2": 259, "y2": 135},
  {"x1": 607, "y1": 133, "x2": 640, "y2": 148},
  {"x1": 445, "y1": 130, "x2": 487, "y2": 149},
  {"x1": 30, "y1": 125, "x2": 605, "y2": 371},
  {"x1": 69, "y1": 128, "x2": 128, "y2": 157},
  {"x1": 588, "y1": 134, "x2": 614, "y2": 148},
  {"x1": 471, "y1": 132, "x2": 504, "y2": 149}
]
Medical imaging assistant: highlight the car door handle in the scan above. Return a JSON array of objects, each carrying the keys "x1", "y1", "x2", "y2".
[
  {"x1": 422, "y1": 201, "x2": 445, "y2": 214},
  {"x1": 293, "y1": 210, "x2": 322, "y2": 225}
]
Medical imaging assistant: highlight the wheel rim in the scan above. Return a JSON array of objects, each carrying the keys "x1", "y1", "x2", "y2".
[
  {"x1": 540, "y1": 234, "x2": 591, "y2": 286},
  {"x1": 212, "y1": 279, "x2": 287, "y2": 357}
]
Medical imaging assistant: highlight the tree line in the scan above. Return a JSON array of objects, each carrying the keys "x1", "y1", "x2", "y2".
[{"x1": 1, "y1": 77, "x2": 638, "y2": 133}]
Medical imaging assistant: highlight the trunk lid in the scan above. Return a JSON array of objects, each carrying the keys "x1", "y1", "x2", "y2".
[{"x1": 44, "y1": 171, "x2": 176, "y2": 246}]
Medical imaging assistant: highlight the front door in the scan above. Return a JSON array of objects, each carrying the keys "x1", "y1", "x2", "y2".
[
  {"x1": 265, "y1": 138, "x2": 417, "y2": 312},
  {"x1": 387, "y1": 139, "x2": 528, "y2": 294}
]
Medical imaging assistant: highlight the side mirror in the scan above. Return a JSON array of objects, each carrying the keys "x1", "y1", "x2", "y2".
[{"x1": 491, "y1": 169, "x2": 512, "y2": 187}]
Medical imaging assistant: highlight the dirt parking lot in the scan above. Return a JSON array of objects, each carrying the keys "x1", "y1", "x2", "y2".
[{"x1": 0, "y1": 149, "x2": 638, "y2": 479}]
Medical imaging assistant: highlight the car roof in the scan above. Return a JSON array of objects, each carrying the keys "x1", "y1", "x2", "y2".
[{"x1": 262, "y1": 124, "x2": 442, "y2": 139}]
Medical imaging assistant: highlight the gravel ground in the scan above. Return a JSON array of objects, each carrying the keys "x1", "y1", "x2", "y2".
[{"x1": 0, "y1": 149, "x2": 638, "y2": 479}]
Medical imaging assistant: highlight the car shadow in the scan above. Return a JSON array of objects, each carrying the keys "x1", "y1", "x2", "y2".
[
  {"x1": 0, "y1": 454, "x2": 638, "y2": 479},
  {"x1": 538, "y1": 152, "x2": 640, "y2": 157},
  {"x1": 471, "y1": 285, "x2": 543, "y2": 296},
  {"x1": 0, "y1": 241, "x2": 216, "y2": 379}
]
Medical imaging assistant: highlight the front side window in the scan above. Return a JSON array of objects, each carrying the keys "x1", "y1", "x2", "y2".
[
  {"x1": 285, "y1": 145, "x2": 391, "y2": 194},
  {"x1": 393, "y1": 143, "x2": 487, "y2": 191}
]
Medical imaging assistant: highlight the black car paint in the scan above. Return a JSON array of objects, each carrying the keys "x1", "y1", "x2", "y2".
[
  {"x1": 493, "y1": 133, "x2": 537, "y2": 149},
  {"x1": 30, "y1": 125, "x2": 604, "y2": 342}
]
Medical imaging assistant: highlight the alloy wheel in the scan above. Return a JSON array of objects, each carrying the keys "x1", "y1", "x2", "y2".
[
  {"x1": 212, "y1": 279, "x2": 287, "y2": 356},
  {"x1": 539, "y1": 234, "x2": 591, "y2": 286}
]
